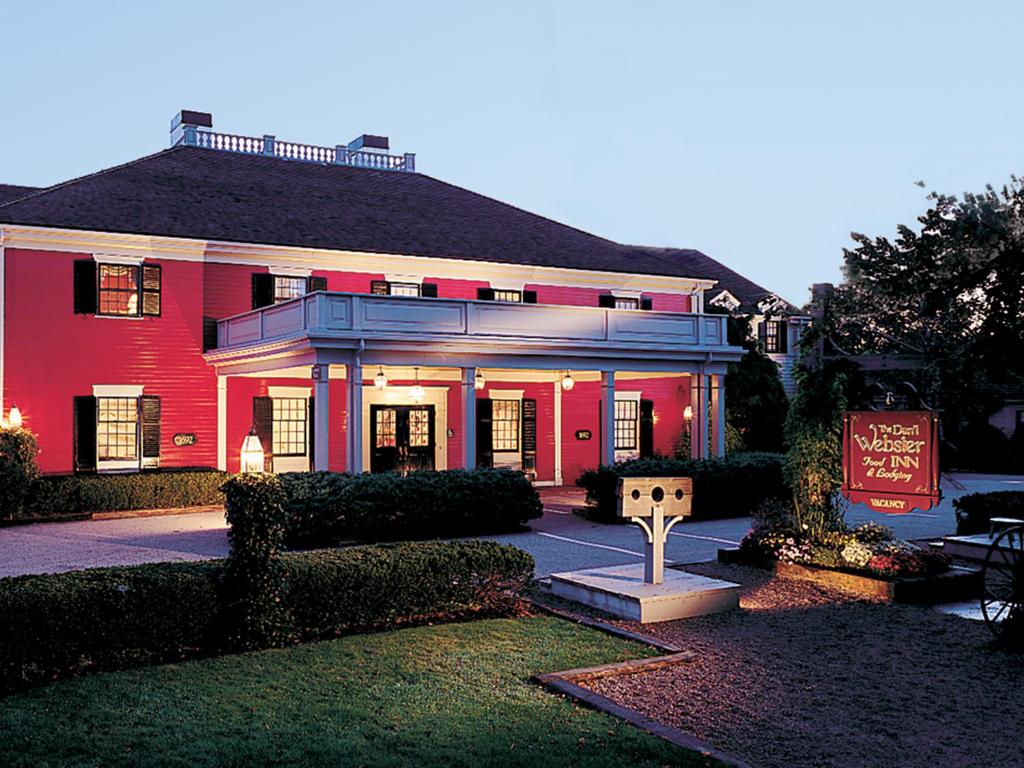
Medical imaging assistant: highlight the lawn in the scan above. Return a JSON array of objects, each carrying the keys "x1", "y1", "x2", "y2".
[{"x1": 0, "y1": 615, "x2": 719, "y2": 768}]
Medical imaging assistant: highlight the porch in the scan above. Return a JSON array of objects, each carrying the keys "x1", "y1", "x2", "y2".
[{"x1": 204, "y1": 291, "x2": 746, "y2": 478}]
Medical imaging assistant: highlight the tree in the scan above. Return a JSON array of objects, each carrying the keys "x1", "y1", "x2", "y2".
[
  {"x1": 827, "y1": 180, "x2": 1024, "y2": 465},
  {"x1": 724, "y1": 315, "x2": 789, "y2": 452}
]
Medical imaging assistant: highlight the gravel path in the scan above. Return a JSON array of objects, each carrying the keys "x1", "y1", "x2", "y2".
[{"x1": 580, "y1": 562, "x2": 1024, "y2": 768}]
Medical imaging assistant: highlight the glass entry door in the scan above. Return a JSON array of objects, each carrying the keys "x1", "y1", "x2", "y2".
[{"x1": 370, "y1": 405, "x2": 435, "y2": 474}]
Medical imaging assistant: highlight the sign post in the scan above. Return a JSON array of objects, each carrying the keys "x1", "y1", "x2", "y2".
[
  {"x1": 841, "y1": 410, "x2": 941, "y2": 514},
  {"x1": 617, "y1": 477, "x2": 693, "y2": 584}
]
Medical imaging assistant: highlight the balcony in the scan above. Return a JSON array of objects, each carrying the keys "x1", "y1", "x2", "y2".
[{"x1": 208, "y1": 291, "x2": 743, "y2": 374}]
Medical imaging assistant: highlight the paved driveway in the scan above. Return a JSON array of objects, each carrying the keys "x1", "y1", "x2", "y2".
[{"x1": 1, "y1": 473, "x2": 1020, "y2": 579}]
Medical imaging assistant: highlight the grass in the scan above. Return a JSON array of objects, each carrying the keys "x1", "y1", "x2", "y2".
[{"x1": 0, "y1": 615, "x2": 720, "y2": 768}]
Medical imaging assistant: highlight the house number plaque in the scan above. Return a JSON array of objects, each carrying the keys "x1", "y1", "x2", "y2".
[{"x1": 173, "y1": 433, "x2": 197, "y2": 447}]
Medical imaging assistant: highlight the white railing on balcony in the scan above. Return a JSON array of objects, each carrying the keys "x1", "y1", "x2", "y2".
[
  {"x1": 215, "y1": 292, "x2": 730, "y2": 354},
  {"x1": 179, "y1": 129, "x2": 416, "y2": 172}
]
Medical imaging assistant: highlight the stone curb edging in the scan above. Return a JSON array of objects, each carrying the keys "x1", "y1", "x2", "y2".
[
  {"x1": 532, "y1": 657, "x2": 755, "y2": 768},
  {"x1": 529, "y1": 597, "x2": 756, "y2": 768},
  {"x1": 1, "y1": 505, "x2": 224, "y2": 527}
]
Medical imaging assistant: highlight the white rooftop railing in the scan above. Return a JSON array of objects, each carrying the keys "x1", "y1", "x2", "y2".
[{"x1": 176, "y1": 128, "x2": 416, "y2": 172}]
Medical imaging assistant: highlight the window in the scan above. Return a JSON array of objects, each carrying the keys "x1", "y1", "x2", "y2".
[
  {"x1": 98, "y1": 265, "x2": 139, "y2": 316},
  {"x1": 493, "y1": 289, "x2": 522, "y2": 303},
  {"x1": 272, "y1": 398, "x2": 308, "y2": 456},
  {"x1": 492, "y1": 399, "x2": 520, "y2": 452},
  {"x1": 274, "y1": 276, "x2": 308, "y2": 304},
  {"x1": 614, "y1": 399, "x2": 639, "y2": 451},
  {"x1": 759, "y1": 320, "x2": 787, "y2": 353},
  {"x1": 614, "y1": 297, "x2": 640, "y2": 310},
  {"x1": 409, "y1": 409, "x2": 430, "y2": 447},
  {"x1": 375, "y1": 408, "x2": 397, "y2": 448},
  {"x1": 97, "y1": 397, "x2": 138, "y2": 460}
]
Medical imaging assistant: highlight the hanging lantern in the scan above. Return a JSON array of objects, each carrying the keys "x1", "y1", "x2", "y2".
[
  {"x1": 239, "y1": 427, "x2": 265, "y2": 473},
  {"x1": 560, "y1": 371, "x2": 575, "y2": 391},
  {"x1": 410, "y1": 367, "x2": 425, "y2": 403},
  {"x1": 474, "y1": 370, "x2": 486, "y2": 390},
  {"x1": 374, "y1": 367, "x2": 388, "y2": 390},
  {"x1": 7, "y1": 405, "x2": 22, "y2": 429}
]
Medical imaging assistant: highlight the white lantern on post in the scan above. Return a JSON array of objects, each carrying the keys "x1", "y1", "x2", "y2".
[
  {"x1": 7, "y1": 405, "x2": 22, "y2": 429},
  {"x1": 240, "y1": 427, "x2": 265, "y2": 473},
  {"x1": 560, "y1": 372, "x2": 575, "y2": 391}
]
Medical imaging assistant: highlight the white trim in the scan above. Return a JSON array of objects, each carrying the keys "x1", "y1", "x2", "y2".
[
  {"x1": 267, "y1": 385, "x2": 312, "y2": 399},
  {"x1": 93, "y1": 253, "x2": 145, "y2": 265},
  {"x1": 553, "y1": 378, "x2": 563, "y2": 486},
  {"x1": 384, "y1": 273, "x2": 424, "y2": 284},
  {"x1": 492, "y1": 280, "x2": 527, "y2": 292},
  {"x1": 362, "y1": 385, "x2": 449, "y2": 472},
  {"x1": 0, "y1": 224, "x2": 716, "y2": 296},
  {"x1": 92, "y1": 384, "x2": 144, "y2": 397},
  {"x1": 269, "y1": 266, "x2": 312, "y2": 277},
  {"x1": 489, "y1": 388, "x2": 524, "y2": 400},
  {"x1": 610, "y1": 289, "x2": 642, "y2": 298},
  {"x1": 613, "y1": 390, "x2": 642, "y2": 463},
  {"x1": 217, "y1": 376, "x2": 227, "y2": 471}
]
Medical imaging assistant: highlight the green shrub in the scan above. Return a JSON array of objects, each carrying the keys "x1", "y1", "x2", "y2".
[
  {"x1": 21, "y1": 469, "x2": 227, "y2": 518},
  {"x1": 575, "y1": 452, "x2": 787, "y2": 523},
  {"x1": 221, "y1": 474, "x2": 291, "y2": 649},
  {"x1": 0, "y1": 427, "x2": 39, "y2": 518},
  {"x1": 0, "y1": 541, "x2": 533, "y2": 693},
  {"x1": 279, "y1": 468, "x2": 543, "y2": 547},
  {"x1": 954, "y1": 491, "x2": 1024, "y2": 535}
]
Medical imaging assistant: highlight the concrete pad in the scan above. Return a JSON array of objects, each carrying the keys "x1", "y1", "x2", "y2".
[{"x1": 549, "y1": 563, "x2": 740, "y2": 623}]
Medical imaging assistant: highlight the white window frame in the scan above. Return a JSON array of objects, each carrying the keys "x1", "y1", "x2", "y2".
[
  {"x1": 267, "y1": 386, "x2": 311, "y2": 472},
  {"x1": 613, "y1": 391, "x2": 642, "y2": 463},
  {"x1": 92, "y1": 384, "x2": 145, "y2": 472},
  {"x1": 490, "y1": 389, "x2": 524, "y2": 470}
]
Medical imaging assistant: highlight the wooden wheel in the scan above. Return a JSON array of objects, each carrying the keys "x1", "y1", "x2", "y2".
[{"x1": 981, "y1": 526, "x2": 1024, "y2": 645}]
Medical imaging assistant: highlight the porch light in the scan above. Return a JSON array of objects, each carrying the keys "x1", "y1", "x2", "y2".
[
  {"x1": 240, "y1": 427, "x2": 265, "y2": 473},
  {"x1": 7, "y1": 405, "x2": 22, "y2": 429},
  {"x1": 374, "y1": 367, "x2": 388, "y2": 390},
  {"x1": 474, "y1": 370, "x2": 486, "y2": 390},
  {"x1": 560, "y1": 372, "x2": 575, "y2": 391},
  {"x1": 683, "y1": 405, "x2": 693, "y2": 420},
  {"x1": 410, "y1": 367, "x2": 425, "y2": 403}
]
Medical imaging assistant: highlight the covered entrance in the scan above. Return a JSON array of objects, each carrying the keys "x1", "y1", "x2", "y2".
[{"x1": 370, "y1": 404, "x2": 435, "y2": 473}]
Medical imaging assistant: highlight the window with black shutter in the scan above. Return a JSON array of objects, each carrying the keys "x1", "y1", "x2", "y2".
[
  {"x1": 522, "y1": 398, "x2": 537, "y2": 473},
  {"x1": 476, "y1": 398, "x2": 493, "y2": 468},
  {"x1": 371, "y1": 280, "x2": 424, "y2": 297},
  {"x1": 141, "y1": 395, "x2": 161, "y2": 462},
  {"x1": 74, "y1": 261, "x2": 98, "y2": 314},
  {"x1": 421, "y1": 282, "x2": 438, "y2": 298},
  {"x1": 522, "y1": 290, "x2": 537, "y2": 304},
  {"x1": 253, "y1": 396, "x2": 274, "y2": 470},
  {"x1": 640, "y1": 297, "x2": 653, "y2": 311},
  {"x1": 308, "y1": 276, "x2": 328, "y2": 292},
  {"x1": 759, "y1": 320, "x2": 788, "y2": 353},
  {"x1": 477, "y1": 287, "x2": 496, "y2": 301},
  {"x1": 598, "y1": 294, "x2": 616, "y2": 308},
  {"x1": 640, "y1": 399, "x2": 654, "y2": 458},
  {"x1": 73, "y1": 395, "x2": 97, "y2": 472},
  {"x1": 141, "y1": 265, "x2": 161, "y2": 316},
  {"x1": 252, "y1": 273, "x2": 275, "y2": 309},
  {"x1": 203, "y1": 317, "x2": 219, "y2": 351}
]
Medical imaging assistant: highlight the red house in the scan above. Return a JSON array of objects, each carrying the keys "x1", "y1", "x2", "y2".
[{"x1": 0, "y1": 110, "x2": 796, "y2": 483}]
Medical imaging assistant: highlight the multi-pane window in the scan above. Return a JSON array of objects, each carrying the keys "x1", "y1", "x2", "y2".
[
  {"x1": 493, "y1": 289, "x2": 522, "y2": 303},
  {"x1": 409, "y1": 409, "x2": 430, "y2": 447},
  {"x1": 492, "y1": 400, "x2": 520, "y2": 452},
  {"x1": 97, "y1": 397, "x2": 139, "y2": 460},
  {"x1": 614, "y1": 297, "x2": 640, "y2": 310},
  {"x1": 759, "y1": 320, "x2": 786, "y2": 353},
  {"x1": 274, "y1": 276, "x2": 308, "y2": 304},
  {"x1": 376, "y1": 409, "x2": 397, "y2": 448},
  {"x1": 272, "y1": 398, "x2": 308, "y2": 456},
  {"x1": 614, "y1": 399, "x2": 639, "y2": 451},
  {"x1": 371, "y1": 280, "x2": 422, "y2": 297},
  {"x1": 98, "y1": 265, "x2": 140, "y2": 316}
]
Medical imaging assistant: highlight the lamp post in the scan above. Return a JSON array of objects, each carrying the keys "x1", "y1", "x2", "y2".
[
  {"x1": 7, "y1": 405, "x2": 22, "y2": 429},
  {"x1": 240, "y1": 427, "x2": 265, "y2": 473}
]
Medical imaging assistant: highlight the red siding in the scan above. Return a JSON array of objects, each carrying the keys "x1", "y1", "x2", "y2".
[{"x1": 5, "y1": 248, "x2": 217, "y2": 473}]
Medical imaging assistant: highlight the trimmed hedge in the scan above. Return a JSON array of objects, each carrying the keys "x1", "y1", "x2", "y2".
[
  {"x1": 279, "y1": 468, "x2": 543, "y2": 547},
  {"x1": 0, "y1": 427, "x2": 39, "y2": 517},
  {"x1": 954, "y1": 491, "x2": 1024, "y2": 535},
  {"x1": 20, "y1": 469, "x2": 227, "y2": 518},
  {"x1": 576, "y1": 452, "x2": 788, "y2": 523},
  {"x1": 0, "y1": 540, "x2": 534, "y2": 693}
]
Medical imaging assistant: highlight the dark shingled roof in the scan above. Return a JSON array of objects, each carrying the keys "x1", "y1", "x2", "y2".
[
  {"x1": 0, "y1": 146, "x2": 788, "y2": 309},
  {"x1": 0, "y1": 184, "x2": 42, "y2": 206}
]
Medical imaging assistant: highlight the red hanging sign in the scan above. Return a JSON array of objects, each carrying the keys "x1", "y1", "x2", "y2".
[{"x1": 841, "y1": 411, "x2": 941, "y2": 514}]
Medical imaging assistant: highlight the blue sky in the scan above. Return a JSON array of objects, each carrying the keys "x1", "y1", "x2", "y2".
[{"x1": 2, "y1": 1, "x2": 1022, "y2": 304}]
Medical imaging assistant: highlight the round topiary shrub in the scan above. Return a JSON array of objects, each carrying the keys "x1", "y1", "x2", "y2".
[{"x1": 0, "y1": 426, "x2": 39, "y2": 518}]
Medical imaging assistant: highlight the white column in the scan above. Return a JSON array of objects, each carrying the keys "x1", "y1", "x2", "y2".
[
  {"x1": 312, "y1": 363, "x2": 330, "y2": 471},
  {"x1": 601, "y1": 370, "x2": 616, "y2": 467},
  {"x1": 346, "y1": 361, "x2": 363, "y2": 473},
  {"x1": 711, "y1": 374, "x2": 726, "y2": 458},
  {"x1": 690, "y1": 372, "x2": 709, "y2": 460},
  {"x1": 553, "y1": 376, "x2": 563, "y2": 485},
  {"x1": 461, "y1": 367, "x2": 477, "y2": 470},
  {"x1": 216, "y1": 375, "x2": 227, "y2": 471}
]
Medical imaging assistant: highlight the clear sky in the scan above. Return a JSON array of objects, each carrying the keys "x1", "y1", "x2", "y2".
[{"x1": 2, "y1": 1, "x2": 1022, "y2": 305}]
